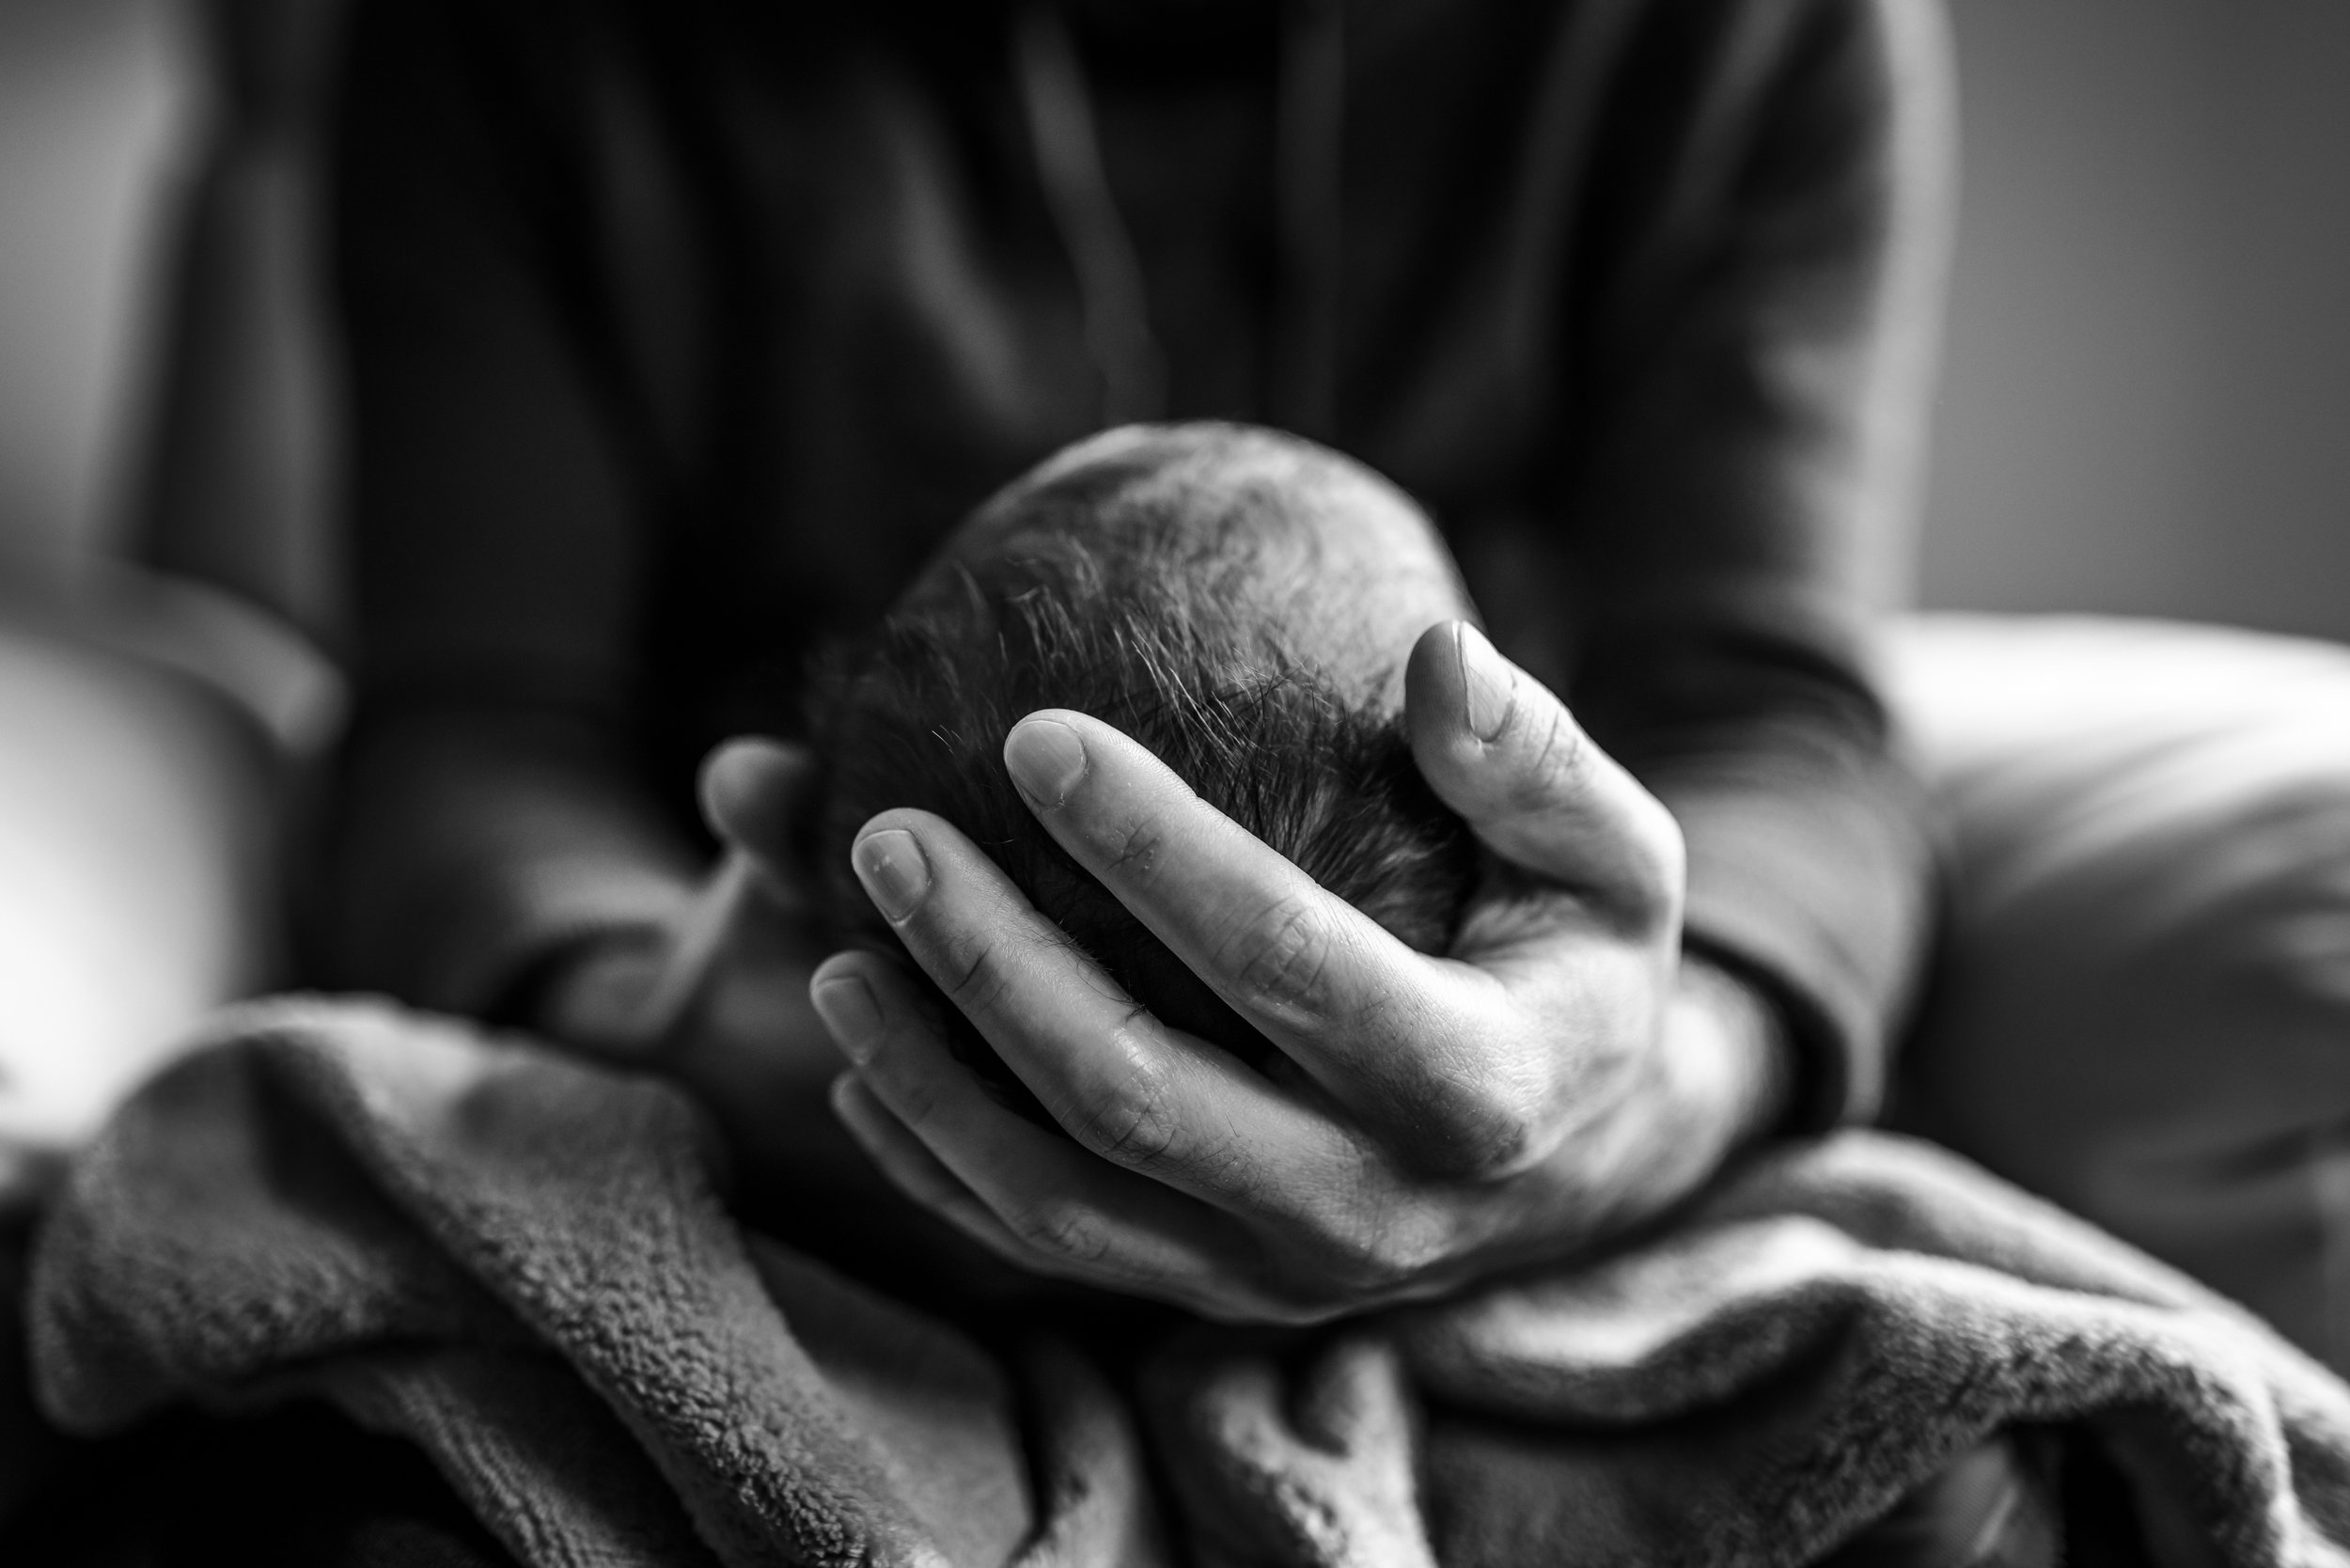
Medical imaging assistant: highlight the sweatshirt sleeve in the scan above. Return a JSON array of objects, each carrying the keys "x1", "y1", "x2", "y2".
[
  {"x1": 318, "y1": 0, "x2": 696, "y2": 1015},
  {"x1": 1564, "y1": 0, "x2": 1955, "y2": 1126}
]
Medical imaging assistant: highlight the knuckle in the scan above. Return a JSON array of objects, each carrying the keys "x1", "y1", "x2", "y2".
[
  {"x1": 1307, "y1": 1205, "x2": 1439, "y2": 1295},
  {"x1": 1015, "y1": 1200, "x2": 1110, "y2": 1264},
  {"x1": 1066, "y1": 1063, "x2": 1182, "y2": 1170},
  {"x1": 1221, "y1": 896, "x2": 1344, "y2": 1021},
  {"x1": 1327, "y1": 1226, "x2": 1411, "y2": 1292},
  {"x1": 939, "y1": 937, "x2": 1014, "y2": 1017}
]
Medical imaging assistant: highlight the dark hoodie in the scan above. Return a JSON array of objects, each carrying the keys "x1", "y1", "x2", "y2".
[{"x1": 323, "y1": 0, "x2": 1954, "y2": 1128}]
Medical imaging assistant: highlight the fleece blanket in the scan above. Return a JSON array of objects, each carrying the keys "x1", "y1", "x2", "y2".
[{"x1": 25, "y1": 997, "x2": 2350, "y2": 1568}]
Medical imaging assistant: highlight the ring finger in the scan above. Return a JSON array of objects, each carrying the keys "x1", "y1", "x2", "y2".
[{"x1": 811, "y1": 950, "x2": 1285, "y2": 1310}]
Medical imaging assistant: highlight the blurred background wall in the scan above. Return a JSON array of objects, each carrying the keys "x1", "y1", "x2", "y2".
[
  {"x1": 1924, "y1": 1, "x2": 2350, "y2": 645},
  {"x1": 0, "y1": 0, "x2": 183, "y2": 574},
  {"x1": 1, "y1": 0, "x2": 2347, "y2": 640}
]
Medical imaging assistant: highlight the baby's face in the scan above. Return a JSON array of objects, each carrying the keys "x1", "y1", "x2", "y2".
[{"x1": 907, "y1": 425, "x2": 1475, "y2": 713}]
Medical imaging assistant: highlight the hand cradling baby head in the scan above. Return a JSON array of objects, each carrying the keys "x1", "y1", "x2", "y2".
[{"x1": 805, "y1": 422, "x2": 1480, "y2": 1100}]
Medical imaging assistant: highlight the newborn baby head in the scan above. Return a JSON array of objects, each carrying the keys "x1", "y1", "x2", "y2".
[{"x1": 807, "y1": 423, "x2": 1479, "y2": 1075}]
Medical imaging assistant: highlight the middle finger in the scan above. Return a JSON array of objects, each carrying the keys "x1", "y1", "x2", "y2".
[{"x1": 997, "y1": 710, "x2": 1506, "y2": 1125}]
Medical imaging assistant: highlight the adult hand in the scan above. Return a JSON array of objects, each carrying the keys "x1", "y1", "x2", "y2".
[{"x1": 809, "y1": 620, "x2": 1794, "y2": 1323}]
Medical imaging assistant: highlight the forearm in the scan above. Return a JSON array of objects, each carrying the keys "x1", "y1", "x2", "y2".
[
  {"x1": 1659, "y1": 732, "x2": 1933, "y2": 1128},
  {"x1": 1573, "y1": 640, "x2": 1934, "y2": 1131},
  {"x1": 1555, "y1": 0, "x2": 1951, "y2": 1127}
]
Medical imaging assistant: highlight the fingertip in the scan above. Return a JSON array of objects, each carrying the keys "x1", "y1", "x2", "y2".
[
  {"x1": 851, "y1": 804, "x2": 947, "y2": 842},
  {"x1": 1452, "y1": 621, "x2": 1517, "y2": 744},
  {"x1": 1003, "y1": 713, "x2": 1089, "y2": 809},
  {"x1": 1406, "y1": 620, "x2": 1507, "y2": 803},
  {"x1": 808, "y1": 947, "x2": 870, "y2": 990},
  {"x1": 1404, "y1": 622, "x2": 1679, "y2": 904},
  {"x1": 1404, "y1": 619, "x2": 1513, "y2": 743},
  {"x1": 827, "y1": 1070, "x2": 881, "y2": 1136},
  {"x1": 1402, "y1": 621, "x2": 1458, "y2": 709},
  {"x1": 809, "y1": 967, "x2": 883, "y2": 1066},
  {"x1": 811, "y1": 948, "x2": 934, "y2": 1048},
  {"x1": 851, "y1": 823, "x2": 933, "y2": 923}
]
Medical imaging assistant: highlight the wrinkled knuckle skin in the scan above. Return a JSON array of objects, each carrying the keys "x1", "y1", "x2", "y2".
[
  {"x1": 1223, "y1": 898, "x2": 1340, "y2": 1022},
  {"x1": 1298, "y1": 1206, "x2": 1441, "y2": 1305},
  {"x1": 1019, "y1": 1201, "x2": 1111, "y2": 1265},
  {"x1": 1323, "y1": 1221, "x2": 1417, "y2": 1296},
  {"x1": 940, "y1": 939, "x2": 1015, "y2": 1019},
  {"x1": 1068, "y1": 1070, "x2": 1182, "y2": 1170}
]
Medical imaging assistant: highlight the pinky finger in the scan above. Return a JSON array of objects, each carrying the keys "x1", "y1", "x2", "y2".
[
  {"x1": 828, "y1": 1074, "x2": 1040, "y2": 1270},
  {"x1": 827, "y1": 1074, "x2": 1291, "y2": 1323}
]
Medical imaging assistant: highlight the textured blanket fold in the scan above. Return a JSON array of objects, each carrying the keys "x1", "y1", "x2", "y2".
[{"x1": 26, "y1": 998, "x2": 2350, "y2": 1568}]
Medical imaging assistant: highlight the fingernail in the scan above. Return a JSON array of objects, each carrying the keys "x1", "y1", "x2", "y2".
[
  {"x1": 811, "y1": 975, "x2": 882, "y2": 1065},
  {"x1": 853, "y1": 828, "x2": 931, "y2": 921},
  {"x1": 1004, "y1": 717, "x2": 1088, "y2": 808},
  {"x1": 1457, "y1": 623, "x2": 1515, "y2": 742}
]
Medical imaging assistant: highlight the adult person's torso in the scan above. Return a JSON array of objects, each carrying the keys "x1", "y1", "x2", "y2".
[{"x1": 449, "y1": 0, "x2": 1733, "y2": 754}]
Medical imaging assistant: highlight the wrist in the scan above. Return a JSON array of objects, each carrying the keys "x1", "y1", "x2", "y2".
[
  {"x1": 1667, "y1": 953, "x2": 1796, "y2": 1154},
  {"x1": 1586, "y1": 954, "x2": 1795, "y2": 1229},
  {"x1": 1542, "y1": 953, "x2": 1796, "y2": 1247}
]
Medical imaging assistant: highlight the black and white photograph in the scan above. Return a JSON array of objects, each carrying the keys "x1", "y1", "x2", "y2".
[{"x1": 3, "y1": 2, "x2": 2350, "y2": 1563}]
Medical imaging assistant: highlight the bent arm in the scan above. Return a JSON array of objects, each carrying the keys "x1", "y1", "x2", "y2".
[{"x1": 1566, "y1": 0, "x2": 1954, "y2": 1125}]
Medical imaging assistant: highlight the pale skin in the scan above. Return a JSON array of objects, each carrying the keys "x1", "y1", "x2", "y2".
[{"x1": 544, "y1": 460, "x2": 1793, "y2": 1323}]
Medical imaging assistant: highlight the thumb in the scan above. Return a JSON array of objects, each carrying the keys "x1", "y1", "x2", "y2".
[
  {"x1": 698, "y1": 734, "x2": 819, "y2": 905},
  {"x1": 1403, "y1": 620, "x2": 1684, "y2": 926}
]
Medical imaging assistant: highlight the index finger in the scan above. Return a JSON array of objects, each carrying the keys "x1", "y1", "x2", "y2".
[{"x1": 998, "y1": 710, "x2": 1498, "y2": 1126}]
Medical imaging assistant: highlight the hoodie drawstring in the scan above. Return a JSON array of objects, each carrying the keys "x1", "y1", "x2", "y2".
[
  {"x1": 1273, "y1": 0, "x2": 1343, "y2": 440},
  {"x1": 1013, "y1": 3, "x2": 1343, "y2": 438},
  {"x1": 1012, "y1": 8, "x2": 1167, "y2": 426}
]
